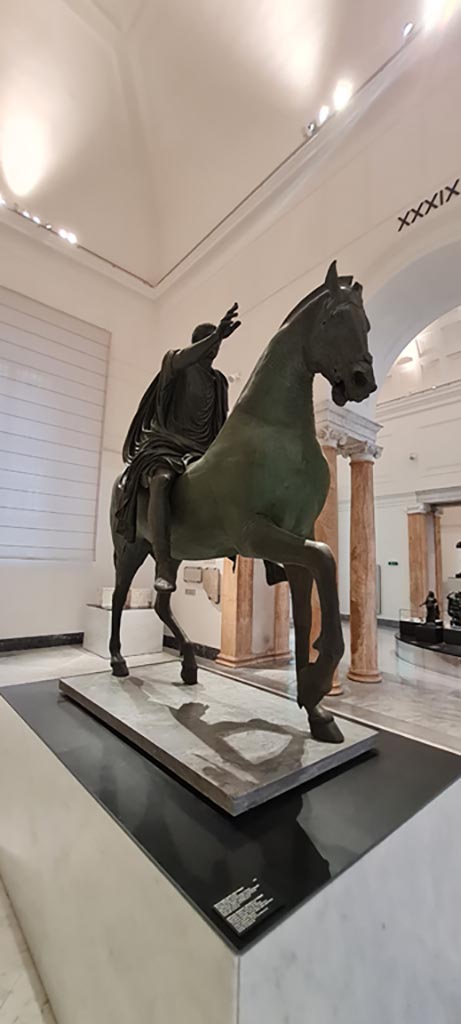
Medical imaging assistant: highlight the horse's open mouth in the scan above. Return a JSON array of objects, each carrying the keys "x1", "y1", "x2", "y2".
[{"x1": 332, "y1": 380, "x2": 347, "y2": 407}]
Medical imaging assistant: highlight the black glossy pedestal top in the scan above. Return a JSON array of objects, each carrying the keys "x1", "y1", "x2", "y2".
[{"x1": 2, "y1": 680, "x2": 459, "y2": 952}]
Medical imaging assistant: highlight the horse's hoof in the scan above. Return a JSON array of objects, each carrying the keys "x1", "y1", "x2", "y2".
[
  {"x1": 111, "y1": 657, "x2": 129, "y2": 678},
  {"x1": 181, "y1": 665, "x2": 198, "y2": 685},
  {"x1": 308, "y1": 708, "x2": 344, "y2": 744}
]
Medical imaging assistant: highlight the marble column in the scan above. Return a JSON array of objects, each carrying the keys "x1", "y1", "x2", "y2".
[
  {"x1": 217, "y1": 556, "x2": 254, "y2": 667},
  {"x1": 273, "y1": 581, "x2": 291, "y2": 661},
  {"x1": 312, "y1": 441, "x2": 343, "y2": 696},
  {"x1": 433, "y1": 510, "x2": 443, "y2": 606},
  {"x1": 407, "y1": 507, "x2": 429, "y2": 611},
  {"x1": 347, "y1": 444, "x2": 382, "y2": 683},
  {"x1": 217, "y1": 557, "x2": 290, "y2": 667}
]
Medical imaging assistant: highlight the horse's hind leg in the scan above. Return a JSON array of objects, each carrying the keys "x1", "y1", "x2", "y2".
[
  {"x1": 285, "y1": 564, "x2": 343, "y2": 744},
  {"x1": 154, "y1": 568, "x2": 198, "y2": 685},
  {"x1": 110, "y1": 539, "x2": 150, "y2": 677}
]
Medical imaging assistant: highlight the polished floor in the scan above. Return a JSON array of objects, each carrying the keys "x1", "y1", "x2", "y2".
[{"x1": 0, "y1": 878, "x2": 55, "y2": 1023}]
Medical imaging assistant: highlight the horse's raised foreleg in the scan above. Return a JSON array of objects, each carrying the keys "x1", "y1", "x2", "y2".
[
  {"x1": 154, "y1": 573, "x2": 198, "y2": 685},
  {"x1": 243, "y1": 518, "x2": 345, "y2": 741},
  {"x1": 110, "y1": 539, "x2": 151, "y2": 677},
  {"x1": 285, "y1": 563, "x2": 344, "y2": 743}
]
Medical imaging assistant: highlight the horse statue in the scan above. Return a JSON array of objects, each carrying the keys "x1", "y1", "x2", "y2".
[{"x1": 109, "y1": 261, "x2": 377, "y2": 745}]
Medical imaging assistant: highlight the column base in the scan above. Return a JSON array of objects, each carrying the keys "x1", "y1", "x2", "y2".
[
  {"x1": 216, "y1": 650, "x2": 291, "y2": 669},
  {"x1": 328, "y1": 674, "x2": 344, "y2": 696},
  {"x1": 347, "y1": 667, "x2": 382, "y2": 683}
]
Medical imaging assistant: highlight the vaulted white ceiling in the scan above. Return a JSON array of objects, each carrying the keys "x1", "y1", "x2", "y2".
[
  {"x1": 0, "y1": 0, "x2": 425, "y2": 281},
  {"x1": 378, "y1": 307, "x2": 461, "y2": 402}
]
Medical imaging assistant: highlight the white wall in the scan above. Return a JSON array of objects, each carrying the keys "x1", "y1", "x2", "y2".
[
  {"x1": 0, "y1": 224, "x2": 159, "y2": 639},
  {"x1": 441, "y1": 506, "x2": 461, "y2": 582}
]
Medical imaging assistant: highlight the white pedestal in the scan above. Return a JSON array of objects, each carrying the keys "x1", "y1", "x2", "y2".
[
  {"x1": 83, "y1": 605, "x2": 163, "y2": 659},
  {"x1": 0, "y1": 694, "x2": 460, "y2": 1024}
]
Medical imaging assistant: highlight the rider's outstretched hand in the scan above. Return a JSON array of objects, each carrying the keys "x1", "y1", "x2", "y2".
[{"x1": 217, "y1": 302, "x2": 241, "y2": 340}]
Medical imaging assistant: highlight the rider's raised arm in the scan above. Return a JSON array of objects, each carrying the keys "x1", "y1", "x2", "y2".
[
  {"x1": 171, "y1": 328, "x2": 219, "y2": 372},
  {"x1": 171, "y1": 303, "x2": 240, "y2": 373}
]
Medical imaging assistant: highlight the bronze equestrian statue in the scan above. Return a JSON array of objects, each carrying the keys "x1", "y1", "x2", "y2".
[{"x1": 110, "y1": 261, "x2": 377, "y2": 744}]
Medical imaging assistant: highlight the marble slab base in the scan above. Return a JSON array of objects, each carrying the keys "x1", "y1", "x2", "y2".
[
  {"x1": 83, "y1": 604, "x2": 163, "y2": 659},
  {"x1": 59, "y1": 663, "x2": 376, "y2": 814}
]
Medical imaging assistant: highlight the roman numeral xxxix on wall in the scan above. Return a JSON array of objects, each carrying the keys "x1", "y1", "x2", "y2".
[{"x1": 397, "y1": 178, "x2": 460, "y2": 232}]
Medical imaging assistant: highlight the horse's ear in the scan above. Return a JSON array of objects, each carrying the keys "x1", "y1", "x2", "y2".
[
  {"x1": 353, "y1": 281, "x2": 363, "y2": 296},
  {"x1": 325, "y1": 260, "x2": 341, "y2": 301}
]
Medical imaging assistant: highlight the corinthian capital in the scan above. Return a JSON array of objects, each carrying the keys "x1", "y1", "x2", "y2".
[
  {"x1": 340, "y1": 439, "x2": 383, "y2": 462},
  {"x1": 317, "y1": 425, "x2": 349, "y2": 448}
]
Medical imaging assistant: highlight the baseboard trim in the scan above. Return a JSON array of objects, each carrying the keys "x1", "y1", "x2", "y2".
[
  {"x1": 0, "y1": 633, "x2": 84, "y2": 654},
  {"x1": 163, "y1": 635, "x2": 219, "y2": 661}
]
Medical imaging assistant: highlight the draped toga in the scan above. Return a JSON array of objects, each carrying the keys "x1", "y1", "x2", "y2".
[{"x1": 115, "y1": 350, "x2": 229, "y2": 542}]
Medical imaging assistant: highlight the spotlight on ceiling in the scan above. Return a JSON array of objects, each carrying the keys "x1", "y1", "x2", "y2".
[
  {"x1": 32, "y1": 215, "x2": 41, "y2": 224},
  {"x1": 45, "y1": 223, "x2": 52, "y2": 230},
  {"x1": 0, "y1": 195, "x2": 6, "y2": 206},
  {"x1": 306, "y1": 121, "x2": 317, "y2": 137},
  {"x1": 403, "y1": 20, "x2": 414, "y2": 37},
  {"x1": 333, "y1": 79, "x2": 353, "y2": 111},
  {"x1": 318, "y1": 105, "x2": 330, "y2": 126},
  {"x1": 58, "y1": 228, "x2": 68, "y2": 240},
  {"x1": 22, "y1": 210, "x2": 31, "y2": 218},
  {"x1": 423, "y1": 0, "x2": 454, "y2": 30},
  {"x1": 67, "y1": 232, "x2": 78, "y2": 245}
]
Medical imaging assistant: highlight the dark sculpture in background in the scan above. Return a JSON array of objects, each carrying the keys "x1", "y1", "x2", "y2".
[
  {"x1": 447, "y1": 592, "x2": 461, "y2": 628},
  {"x1": 110, "y1": 261, "x2": 377, "y2": 744},
  {"x1": 420, "y1": 591, "x2": 440, "y2": 624}
]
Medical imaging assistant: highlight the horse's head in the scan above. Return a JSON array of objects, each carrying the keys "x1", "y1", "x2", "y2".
[{"x1": 312, "y1": 261, "x2": 377, "y2": 407}]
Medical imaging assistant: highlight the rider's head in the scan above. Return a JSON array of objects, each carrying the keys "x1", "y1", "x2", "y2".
[
  {"x1": 191, "y1": 322, "x2": 219, "y2": 365},
  {"x1": 192, "y1": 323, "x2": 216, "y2": 344}
]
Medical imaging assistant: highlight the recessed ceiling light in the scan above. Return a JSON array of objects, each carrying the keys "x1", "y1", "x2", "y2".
[
  {"x1": 403, "y1": 21, "x2": 414, "y2": 37},
  {"x1": 58, "y1": 228, "x2": 68, "y2": 240},
  {"x1": 66, "y1": 232, "x2": 78, "y2": 245},
  {"x1": 318, "y1": 105, "x2": 330, "y2": 126},
  {"x1": 45, "y1": 223, "x2": 52, "y2": 230},
  {"x1": 32, "y1": 215, "x2": 41, "y2": 224},
  {"x1": 333, "y1": 80, "x2": 353, "y2": 111},
  {"x1": 22, "y1": 210, "x2": 31, "y2": 218},
  {"x1": 0, "y1": 195, "x2": 6, "y2": 206}
]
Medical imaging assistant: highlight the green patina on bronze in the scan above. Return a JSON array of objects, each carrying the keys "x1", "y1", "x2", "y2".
[{"x1": 110, "y1": 261, "x2": 377, "y2": 744}]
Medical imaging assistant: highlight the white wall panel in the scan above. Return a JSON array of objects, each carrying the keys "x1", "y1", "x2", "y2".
[
  {"x1": 0, "y1": 452, "x2": 98, "y2": 483},
  {"x1": 0, "y1": 413, "x2": 100, "y2": 450},
  {"x1": 0, "y1": 396, "x2": 101, "y2": 435},
  {"x1": 0, "y1": 285, "x2": 109, "y2": 562},
  {"x1": 0, "y1": 489, "x2": 95, "y2": 516},
  {"x1": 0, "y1": 320, "x2": 107, "y2": 374},
  {"x1": 0, "y1": 377, "x2": 103, "y2": 420}
]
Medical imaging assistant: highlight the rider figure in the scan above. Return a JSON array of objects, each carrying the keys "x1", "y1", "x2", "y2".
[{"x1": 116, "y1": 304, "x2": 240, "y2": 592}]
